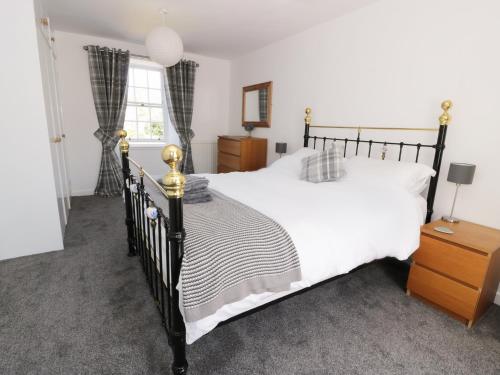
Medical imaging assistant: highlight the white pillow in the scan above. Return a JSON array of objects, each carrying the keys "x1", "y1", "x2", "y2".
[
  {"x1": 268, "y1": 147, "x2": 319, "y2": 178},
  {"x1": 343, "y1": 156, "x2": 436, "y2": 195}
]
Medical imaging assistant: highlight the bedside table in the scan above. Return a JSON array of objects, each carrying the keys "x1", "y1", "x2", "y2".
[{"x1": 407, "y1": 220, "x2": 500, "y2": 327}]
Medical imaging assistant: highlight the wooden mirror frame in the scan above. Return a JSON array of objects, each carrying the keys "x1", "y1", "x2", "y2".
[{"x1": 242, "y1": 81, "x2": 272, "y2": 128}]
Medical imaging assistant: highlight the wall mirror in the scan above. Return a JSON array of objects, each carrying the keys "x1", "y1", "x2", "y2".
[{"x1": 242, "y1": 81, "x2": 272, "y2": 128}]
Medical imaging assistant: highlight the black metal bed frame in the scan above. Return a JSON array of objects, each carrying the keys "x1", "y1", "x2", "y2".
[
  {"x1": 120, "y1": 141, "x2": 188, "y2": 374},
  {"x1": 119, "y1": 101, "x2": 452, "y2": 374},
  {"x1": 304, "y1": 101, "x2": 451, "y2": 223}
]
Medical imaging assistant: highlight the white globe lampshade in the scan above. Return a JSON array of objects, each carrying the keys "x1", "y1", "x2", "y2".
[{"x1": 145, "y1": 26, "x2": 183, "y2": 67}]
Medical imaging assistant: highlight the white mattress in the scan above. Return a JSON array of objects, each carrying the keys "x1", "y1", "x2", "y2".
[{"x1": 179, "y1": 166, "x2": 426, "y2": 344}]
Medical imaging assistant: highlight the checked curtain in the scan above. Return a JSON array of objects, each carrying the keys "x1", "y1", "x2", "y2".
[
  {"x1": 87, "y1": 45, "x2": 130, "y2": 196},
  {"x1": 165, "y1": 60, "x2": 198, "y2": 174},
  {"x1": 258, "y1": 88, "x2": 268, "y2": 121}
]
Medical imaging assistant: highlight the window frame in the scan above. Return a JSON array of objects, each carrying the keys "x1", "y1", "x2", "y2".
[{"x1": 124, "y1": 60, "x2": 170, "y2": 144}]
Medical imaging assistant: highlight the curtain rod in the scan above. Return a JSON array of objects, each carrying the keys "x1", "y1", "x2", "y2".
[
  {"x1": 82, "y1": 45, "x2": 148, "y2": 59},
  {"x1": 82, "y1": 46, "x2": 199, "y2": 66}
]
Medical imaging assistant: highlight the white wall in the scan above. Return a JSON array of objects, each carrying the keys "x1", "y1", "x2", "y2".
[
  {"x1": 55, "y1": 31, "x2": 231, "y2": 195},
  {"x1": 229, "y1": 0, "x2": 500, "y2": 302},
  {"x1": 0, "y1": 1, "x2": 63, "y2": 260},
  {"x1": 229, "y1": 0, "x2": 500, "y2": 229}
]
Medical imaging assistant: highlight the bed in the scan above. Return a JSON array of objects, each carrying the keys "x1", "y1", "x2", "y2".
[{"x1": 118, "y1": 101, "x2": 452, "y2": 374}]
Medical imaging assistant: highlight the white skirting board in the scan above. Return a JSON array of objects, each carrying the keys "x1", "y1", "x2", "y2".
[
  {"x1": 72, "y1": 189, "x2": 95, "y2": 196},
  {"x1": 495, "y1": 290, "x2": 500, "y2": 306}
]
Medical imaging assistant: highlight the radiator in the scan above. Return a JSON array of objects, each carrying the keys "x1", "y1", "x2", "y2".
[{"x1": 192, "y1": 142, "x2": 217, "y2": 174}]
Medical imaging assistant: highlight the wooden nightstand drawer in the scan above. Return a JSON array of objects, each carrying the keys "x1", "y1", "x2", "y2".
[
  {"x1": 414, "y1": 235, "x2": 488, "y2": 288},
  {"x1": 217, "y1": 136, "x2": 267, "y2": 173},
  {"x1": 218, "y1": 138, "x2": 241, "y2": 156},
  {"x1": 217, "y1": 164, "x2": 238, "y2": 173},
  {"x1": 408, "y1": 264, "x2": 479, "y2": 320},
  {"x1": 218, "y1": 152, "x2": 240, "y2": 170},
  {"x1": 408, "y1": 220, "x2": 500, "y2": 327}
]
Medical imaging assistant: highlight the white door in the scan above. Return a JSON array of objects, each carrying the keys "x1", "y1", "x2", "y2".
[
  {"x1": 48, "y1": 35, "x2": 71, "y2": 213},
  {"x1": 36, "y1": 15, "x2": 70, "y2": 234}
]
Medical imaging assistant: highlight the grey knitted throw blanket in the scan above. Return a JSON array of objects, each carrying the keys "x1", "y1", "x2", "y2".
[{"x1": 143, "y1": 178, "x2": 302, "y2": 322}]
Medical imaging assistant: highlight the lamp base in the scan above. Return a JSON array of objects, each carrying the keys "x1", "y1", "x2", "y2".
[{"x1": 442, "y1": 215, "x2": 460, "y2": 223}]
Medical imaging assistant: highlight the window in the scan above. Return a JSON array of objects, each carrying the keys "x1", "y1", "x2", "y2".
[{"x1": 124, "y1": 62, "x2": 169, "y2": 142}]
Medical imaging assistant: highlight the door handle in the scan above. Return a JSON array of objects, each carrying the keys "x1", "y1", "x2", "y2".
[{"x1": 51, "y1": 136, "x2": 62, "y2": 143}]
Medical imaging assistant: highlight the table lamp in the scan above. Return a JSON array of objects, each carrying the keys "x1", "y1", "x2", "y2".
[{"x1": 442, "y1": 162, "x2": 476, "y2": 223}]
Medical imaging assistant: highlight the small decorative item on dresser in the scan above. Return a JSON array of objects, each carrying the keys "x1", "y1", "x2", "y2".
[
  {"x1": 442, "y1": 162, "x2": 476, "y2": 223},
  {"x1": 275, "y1": 142, "x2": 287, "y2": 158},
  {"x1": 407, "y1": 219, "x2": 500, "y2": 328},
  {"x1": 217, "y1": 136, "x2": 267, "y2": 173},
  {"x1": 244, "y1": 124, "x2": 255, "y2": 137}
]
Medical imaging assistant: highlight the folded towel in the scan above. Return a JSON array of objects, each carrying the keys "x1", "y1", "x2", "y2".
[
  {"x1": 157, "y1": 175, "x2": 212, "y2": 204},
  {"x1": 184, "y1": 175, "x2": 209, "y2": 192},
  {"x1": 157, "y1": 175, "x2": 209, "y2": 192},
  {"x1": 184, "y1": 190, "x2": 213, "y2": 204},
  {"x1": 185, "y1": 186, "x2": 207, "y2": 195}
]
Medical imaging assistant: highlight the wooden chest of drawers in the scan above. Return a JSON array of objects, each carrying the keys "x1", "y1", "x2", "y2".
[
  {"x1": 217, "y1": 136, "x2": 267, "y2": 173},
  {"x1": 407, "y1": 220, "x2": 500, "y2": 327}
]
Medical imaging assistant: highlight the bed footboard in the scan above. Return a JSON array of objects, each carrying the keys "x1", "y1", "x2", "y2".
[
  {"x1": 119, "y1": 136, "x2": 136, "y2": 257},
  {"x1": 118, "y1": 131, "x2": 188, "y2": 374}
]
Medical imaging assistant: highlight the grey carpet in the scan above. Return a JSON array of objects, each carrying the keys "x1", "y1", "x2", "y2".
[{"x1": 0, "y1": 196, "x2": 499, "y2": 375}]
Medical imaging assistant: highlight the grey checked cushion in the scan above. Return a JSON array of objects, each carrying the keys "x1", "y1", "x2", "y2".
[{"x1": 300, "y1": 144, "x2": 345, "y2": 183}]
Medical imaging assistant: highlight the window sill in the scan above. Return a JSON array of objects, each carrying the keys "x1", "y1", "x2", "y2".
[{"x1": 129, "y1": 141, "x2": 166, "y2": 149}]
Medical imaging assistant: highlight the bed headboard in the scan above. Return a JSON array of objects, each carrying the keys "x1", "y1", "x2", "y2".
[{"x1": 303, "y1": 100, "x2": 452, "y2": 223}]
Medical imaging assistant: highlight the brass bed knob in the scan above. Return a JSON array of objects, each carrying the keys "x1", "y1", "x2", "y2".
[
  {"x1": 161, "y1": 145, "x2": 185, "y2": 199},
  {"x1": 117, "y1": 130, "x2": 129, "y2": 153},
  {"x1": 439, "y1": 100, "x2": 452, "y2": 126}
]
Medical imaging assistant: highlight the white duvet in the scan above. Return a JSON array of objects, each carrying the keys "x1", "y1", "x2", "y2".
[{"x1": 181, "y1": 157, "x2": 426, "y2": 344}]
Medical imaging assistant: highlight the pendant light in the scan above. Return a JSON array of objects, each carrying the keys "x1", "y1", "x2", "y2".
[{"x1": 145, "y1": 9, "x2": 183, "y2": 67}]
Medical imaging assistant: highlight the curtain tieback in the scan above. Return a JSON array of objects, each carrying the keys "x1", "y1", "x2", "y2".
[
  {"x1": 94, "y1": 128, "x2": 119, "y2": 149},
  {"x1": 178, "y1": 129, "x2": 195, "y2": 146}
]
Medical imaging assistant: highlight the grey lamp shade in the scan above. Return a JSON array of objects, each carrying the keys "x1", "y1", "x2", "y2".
[
  {"x1": 275, "y1": 142, "x2": 287, "y2": 154},
  {"x1": 447, "y1": 163, "x2": 476, "y2": 185}
]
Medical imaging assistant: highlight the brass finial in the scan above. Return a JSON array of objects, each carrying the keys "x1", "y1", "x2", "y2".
[
  {"x1": 161, "y1": 145, "x2": 185, "y2": 198},
  {"x1": 305, "y1": 107, "x2": 312, "y2": 126},
  {"x1": 117, "y1": 129, "x2": 129, "y2": 153},
  {"x1": 439, "y1": 100, "x2": 453, "y2": 126}
]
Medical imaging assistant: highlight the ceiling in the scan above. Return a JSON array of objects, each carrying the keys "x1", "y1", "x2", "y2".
[{"x1": 44, "y1": 0, "x2": 379, "y2": 59}]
